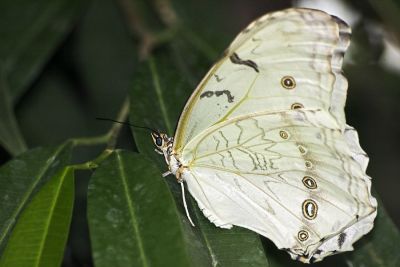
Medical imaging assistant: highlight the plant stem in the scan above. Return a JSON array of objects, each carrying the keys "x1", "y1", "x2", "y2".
[
  {"x1": 152, "y1": 0, "x2": 178, "y2": 27},
  {"x1": 71, "y1": 148, "x2": 114, "y2": 170},
  {"x1": 115, "y1": 0, "x2": 180, "y2": 59},
  {"x1": 70, "y1": 98, "x2": 130, "y2": 170},
  {"x1": 70, "y1": 134, "x2": 110, "y2": 147},
  {"x1": 0, "y1": 65, "x2": 27, "y2": 156}
]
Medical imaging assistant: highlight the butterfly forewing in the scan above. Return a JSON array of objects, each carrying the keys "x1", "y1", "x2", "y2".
[{"x1": 174, "y1": 8, "x2": 350, "y2": 152}]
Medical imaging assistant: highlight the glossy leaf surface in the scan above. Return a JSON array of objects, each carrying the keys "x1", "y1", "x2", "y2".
[
  {"x1": 0, "y1": 167, "x2": 74, "y2": 267},
  {"x1": 0, "y1": 143, "x2": 72, "y2": 253},
  {"x1": 88, "y1": 151, "x2": 209, "y2": 267}
]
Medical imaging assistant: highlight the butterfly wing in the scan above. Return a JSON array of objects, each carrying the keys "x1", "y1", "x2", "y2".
[
  {"x1": 173, "y1": 8, "x2": 351, "y2": 153},
  {"x1": 171, "y1": 7, "x2": 376, "y2": 262},
  {"x1": 180, "y1": 109, "x2": 377, "y2": 262}
]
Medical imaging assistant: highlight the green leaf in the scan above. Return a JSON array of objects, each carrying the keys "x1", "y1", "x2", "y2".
[
  {"x1": 193, "y1": 207, "x2": 269, "y2": 267},
  {"x1": 130, "y1": 47, "x2": 269, "y2": 266},
  {"x1": 0, "y1": 67, "x2": 27, "y2": 156},
  {"x1": 0, "y1": 142, "x2": 72, "y2": 253},
  {"x1": 0, "y1": 0, "x2": 88, "y2": 102},
  {"x1": 0, "y1": 167, "x2": 75, "y2": 267},
  {"x1": 88, "y1": 150, "x2": 210, "y2": 267}
]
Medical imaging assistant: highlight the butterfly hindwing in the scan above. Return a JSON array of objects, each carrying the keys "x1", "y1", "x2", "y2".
[{"x1": 181, "y1": 109, "x2": 376, "y2": 262}]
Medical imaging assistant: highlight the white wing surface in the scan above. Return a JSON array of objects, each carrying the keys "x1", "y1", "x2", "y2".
[
  {"x1": 174, "y1": 8, "x2": 351, "y2": 152},
  {"x1": 166, "y1": 8, "x2": 377, "y2": 263},
  {"x1": 180, "y1": 109, "x2": 377, "y2": 262}
]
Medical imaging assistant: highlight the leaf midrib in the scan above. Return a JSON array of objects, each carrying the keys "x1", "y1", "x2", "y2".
[
  {"x1": 117, "y1": 153, "x2": 149, "y2": 267},
  {"x1": 34, "y1": 167, "x2": 69, "y2": 267}
]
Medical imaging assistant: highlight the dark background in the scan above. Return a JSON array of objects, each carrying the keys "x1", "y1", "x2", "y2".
[{"x1": 1, "y1": 0, "x2": 399, "y2": 266}]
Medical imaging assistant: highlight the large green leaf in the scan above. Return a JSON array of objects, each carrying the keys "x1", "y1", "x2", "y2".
[
  {"x1": 0, "y1": 67, "x2": 26, "y2": 156},
  {"x1": 0, "y1": 0, "x2": 88, "y2": 102},
  {"x1": 0, "y1": 142, "x2": 72, "y2": 253},
  {"x1": 88, "y1": 150, "x2": 210, "y2": 267},
  {"x1": 193, "y1": 207, "x2": 269, "y2": 267},
  {"x1": 0, "y1": 167, "x2": 75, "y2": 267}
]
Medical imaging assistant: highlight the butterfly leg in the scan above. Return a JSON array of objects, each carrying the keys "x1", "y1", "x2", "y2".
[
  {"x1": 179, "y1": 180, "x2": 195, "y2": 227},
  {"x1": 162, "y1": 170, "x2": 172, "y2": 177}
]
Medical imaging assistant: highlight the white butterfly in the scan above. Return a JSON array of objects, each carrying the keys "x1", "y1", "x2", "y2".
[{"x1": 152, "y1": 8, "x2": 377, "y2": 263}]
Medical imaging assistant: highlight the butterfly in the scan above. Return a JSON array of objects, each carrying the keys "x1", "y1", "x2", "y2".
[{"x1": 151, "y1": 8, "x2": 377, "y2": 263}]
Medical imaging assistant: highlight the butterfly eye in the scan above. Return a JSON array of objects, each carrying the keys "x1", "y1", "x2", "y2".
[
  {"x1": 155, "y1": 137, "x2": 163, "y2": 147},
  {"x1": 151, "y1": 132, "x2": 163, "y2": 147}
]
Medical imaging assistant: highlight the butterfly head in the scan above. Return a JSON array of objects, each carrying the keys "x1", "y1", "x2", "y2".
[{"x1": 151, "y1": 131, "x2": 174, "y2": 158}]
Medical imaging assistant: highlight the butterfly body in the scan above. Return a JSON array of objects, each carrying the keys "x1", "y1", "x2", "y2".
[{"x1": 152, "y1": 8, "x2": 377, "y2": 263}]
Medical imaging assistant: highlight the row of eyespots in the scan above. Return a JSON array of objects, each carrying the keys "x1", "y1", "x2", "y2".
[
  {"x1": 300, "y1": 140, "x2": 318, "y2": 241},
  {"x1": 278, "y1": 128, "x2": 319, "y2": 242}
]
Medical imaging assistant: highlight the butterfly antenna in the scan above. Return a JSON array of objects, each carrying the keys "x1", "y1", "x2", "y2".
[
  {"x1": 96, "y1": 117, "x2": 158, "y2": 133},
  {"x1": 180, "y1": 181, "x2": 195, "y2": 227}
]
